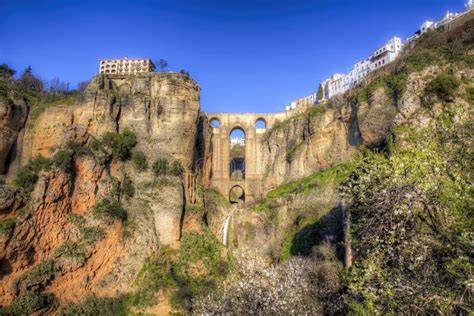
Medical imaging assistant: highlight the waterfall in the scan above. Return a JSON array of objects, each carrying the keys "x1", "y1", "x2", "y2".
[{"x1": 222, "y1": 215, "x2": 231, "y2": 247}]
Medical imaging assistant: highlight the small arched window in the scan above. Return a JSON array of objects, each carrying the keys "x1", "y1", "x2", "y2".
[
  {"x1": 210, "y1": 118, "x2": 220, "y2": 128},
  {"x1": 255, "y1": 118, "x2": 266, "y2": 129}
]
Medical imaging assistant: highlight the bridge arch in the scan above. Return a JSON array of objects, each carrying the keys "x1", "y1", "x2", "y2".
[
  {"x1": 202, "y1": 111, "x2": 292, "y2": 203},
  {"x1": 229, "y1": 127, "x2": 246, "y2": 180},
  {"x1": 210, "y1": 117, "x2": 220, "y2": 128},
  {"x1": 255, "y1": 118, "x2": 267, "y2": 129}
]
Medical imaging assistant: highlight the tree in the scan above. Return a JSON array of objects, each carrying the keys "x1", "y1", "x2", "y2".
[
  {"x1": 49, "y1": 77, "x2": 68, "y2": 94},
  {"x1": 77, "y1": 80, "x2": 90, "y2": 93},
  {"x1": 16, "y1": 66, "x2": 43, "y2": 94},
  {"x1": 317, "y1": 84, "x2": 324, "y2": 101},
  {"x1": 157, "y1": 59, "x2": 168, "y2": 71},
  {"x1": 0, "y1": 64, "x2": 15, "y2": 80}
]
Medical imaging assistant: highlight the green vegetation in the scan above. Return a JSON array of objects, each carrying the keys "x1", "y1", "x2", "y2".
[
  {"x1": 64, "y1": 214, "x2": 105, "y2": 255},
  {"x1": 24, "y1": 259, "x2": 57, "y2": 286},
  {"x1": 27, "y1": 94, "x2": 76, "y2": 129},
  {"x1": 266, "y1": 162, "x2": 352, "y2": 201},
  {"x1": 121, "y1": 175, "x2": 135, "y2": 199},
  {"x1": 130, "y1": 246, "x2": 177, "y2": 306},
  {"x1": 132, "y1": 150, "x2": 147, "y2": 171},
  {"x1": 80, "y1": 226, "x2": 105, "y2": 246},
  {"x1": 467, "y1": 87, "x2": 474, "y2": 105},
  {"x1": 279, "y1": 208, "x2": 340, "y2": 261},
  {"x1": 152, "y1": 158, "x2": 169, "y2": 176},
  {"x1": 0, "y1": 292, "x2": 56, "y2": 315},
  {"x1": 317, "y1": 83, "x2": 324, "y2": 100},
  {"x1": 101, "y1": 128, "x2": 137, "y2": 161},
  {"x1": 91, "y1": 198, "x2": 127, "y2": 224},
  {"x1": 54, "y1": 241, "x2": 85, "y2": 259},
  {"x1": 424, "y1": 73, "x2": 461, "y2": 104},
  {"x1": 13, "y1": 155, "x2": 51, "y2": 193},
  {"x1": 171, "y1": 228, "x2": 230, "y2": 310},
  {"x1": 341, "y1": 102, "x2": 473, "y2": 313},
  {"x1": 171, "y1": 160, "x2": 184, "y2": 176},
  {"x1": 285, "y1": 140, "x2": 304, "y2": 163},
  {"x1": 0, "y1": 217, "x2": 17, "y2": 235},
  {"x1": 59, "y1": 294, "x2": 129, "y2": 316}
]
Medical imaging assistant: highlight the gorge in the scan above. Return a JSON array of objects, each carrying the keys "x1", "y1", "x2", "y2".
[{"x1": 0, "y1": 17, "x2": 473, "y2": 315}]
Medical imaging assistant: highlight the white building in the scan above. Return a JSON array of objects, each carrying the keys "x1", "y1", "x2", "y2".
[
  {"x1": 467, "y1": 0, "x2": 474, "y2": 10},
  {"x1": 319, "y1": 36, "x2": 403, "y2": 100},
  {"x1": 99, "y1": 57, "x2": 155, "y2": 75},
  {"x1": 321, "y1": 73, "x2": 345, "y2": 100},
  {"x1": 285, "y1": 93, "x2": 318, "y2": 111},
  {"x1": 369, "y1": 36, "x2": 403, "y2": 72}
]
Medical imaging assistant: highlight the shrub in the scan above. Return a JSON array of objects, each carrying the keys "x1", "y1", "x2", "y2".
[
  {"x1": 91, "y1": 198, "x2": 127, "y2": 224},
  {"x1": 132, "y1": 151, "x2": 147, "y2": 171},
  {"x1": 54, "y1": 241, "x2": 85, "y2": 259},
  {"x1": 59, "y1": 294, "x2": 129, "y2": 316},
  {"x1": 171, "y1": 160, "x2": 184, "y2": 176},
  {"x1": 13, "y1": 155, "x2": 51, "y2": 192},
  {"x1": 80, "y1": 226, "x2": 105, "y2": 246},
  {"x1": 121, "y1": 176, "x2": 135, "y2": 199},
  {"x1": 424, "y1": 73, "x2": 461, "y2": 103},
  {"x1": 102, "y1": 128, "x2": 137, "y2": 161},
  {"x1": 51, "y1": 149, "x2": 74, "y2": 171},
  {"x1": 131, "y1": 246, "x2": 177, "y2": 306},
  {"x1": 0, "y1": 292, "x2": 56, "y2": 315},
  {"x1": 0, "y1": 217, "x2": 17, "y2": 235},
  {"x1": 152, "y1": 158, "x2": 169, "y2": 176},
  {"x1": 24, "y1": 259, "x2": 57, "y2": 286}
]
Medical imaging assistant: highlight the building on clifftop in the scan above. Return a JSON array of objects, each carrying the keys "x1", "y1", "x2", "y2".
[{"x1": 99, "y1": 57, "x2": 156, "y2": 75}]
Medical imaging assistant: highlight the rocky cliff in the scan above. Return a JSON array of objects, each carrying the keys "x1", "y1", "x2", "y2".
[
  {"x1": 0, "y1": 16, "x2": 473, "y2": 315},
  {"x1": 15, "y1": 72, "x2": 200, "y2": 174},
  {"x1": 0, "y1": 72, "x2": 201, "y2": 312}
]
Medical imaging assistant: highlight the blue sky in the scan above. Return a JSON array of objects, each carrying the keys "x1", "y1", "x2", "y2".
[{"x1": 0, "y1": 0, "x2": 466, "y2": 113}]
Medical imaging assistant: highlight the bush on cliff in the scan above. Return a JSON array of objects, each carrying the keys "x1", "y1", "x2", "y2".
[
  {"x1": 152, "y1": 158, "x2": 169, "y2": 176},
  {"x1": 121, "y1": 175, "x2": 135, "y2": 199},
  {"x1": 130, "y1": 246, "x2": 177, "y2": 307},
  {"x1": 59, "y1": 294, "x2": 128, "y2": 316},
  {"x1": 0, "y1": 292, "x2": 56, "y2": 315},
  {"x1": 13, "y1": 155, "x2": 51, "y2": 193},
  {"x1": 91, "y1": 198, "x2": 127, "y2": 224},
  {"x1": 171, "y1": 228, "x2": 229, "y2": 310},
  {"x1": 171, "y1": 160, "x2": 184, "y2": 176},
  {"x1": 424, "y1": 73, "x2": 461, "y2": 104},
  {"x1": 132, "y1": 150, "x2": 147, "y2": 171},
  {"x1": 102, "y1": 128, "x2": 137, "y2": 161}
]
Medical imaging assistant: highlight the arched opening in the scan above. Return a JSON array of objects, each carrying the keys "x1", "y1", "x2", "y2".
[
  {"x1": 229, "y1": 185, "x2": 245, "y2": 204},
  {"x1": 210, "y1": 118, "x2": 220, "y2": 128},
  {"x1": 256, "y1": 118, "x2": 266, "y2": 129},
  {"x1": 229, "y1": 127, "x2": 245, "y2": 180}
]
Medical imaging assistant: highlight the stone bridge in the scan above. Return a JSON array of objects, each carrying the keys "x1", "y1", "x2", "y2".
[{"x1": 202, "y1": 111, "x2": 293, "y2": 203}]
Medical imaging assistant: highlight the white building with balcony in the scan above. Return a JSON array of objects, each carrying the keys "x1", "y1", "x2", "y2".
[
  {"x1": 369, "y1": 36, "x2": 403, "y2": 72},
  {"x1": 99, "y1": 57, "x2": 156, "y2": 75}
]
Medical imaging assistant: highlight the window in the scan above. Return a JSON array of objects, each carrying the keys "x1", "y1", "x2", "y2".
[{"x1": 256, "y1": 118, "x2": 266, "y2": 129}]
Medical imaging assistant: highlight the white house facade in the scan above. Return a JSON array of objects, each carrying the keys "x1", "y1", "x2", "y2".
[{"x1": 318, "y1": 36, "x2": 403, "y2": 100}]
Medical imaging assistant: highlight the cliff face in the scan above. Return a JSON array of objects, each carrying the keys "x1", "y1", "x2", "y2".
[
  {"x1": 0, "y1": 72, "x2": 200, "y2": 308},
  {"x1": 0, "y1": 98, "x2": 28, "y2": 174},
  {"x1": 17, "y1": 73, "x2": 200, "y2": 172}
]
